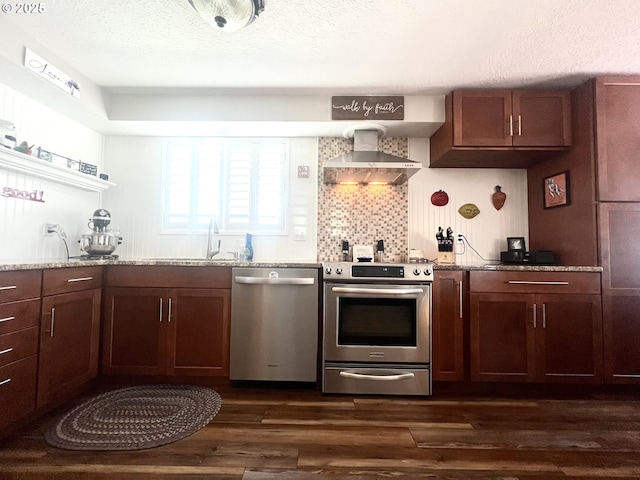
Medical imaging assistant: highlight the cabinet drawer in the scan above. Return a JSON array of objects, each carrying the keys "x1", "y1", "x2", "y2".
[
  {"x1": 0, "y1": 355, "x2": 37, "y2": 431},
  {"x1": 0, "y1": 298, "x2": 40, "y2": 335},
  {"x1": 0, "y1": 327, "x2": 38, "y2": 367},
  {"x1": 42, "y1": 266, "x2": 103, "y2": 296},
  {"x1": 470, "y1": 271, "x2": 601, "y2": 294},
  {"x1": 0, "y1": 270, "x2": 41, "y2": 303},
  {"x1": 105, "y1": 266, "x2": 232, "y2": 288}
]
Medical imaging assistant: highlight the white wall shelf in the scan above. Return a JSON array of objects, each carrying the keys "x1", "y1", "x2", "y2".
[{"x1": 0, "y1": 147, "x2": 115, "y2": 192}]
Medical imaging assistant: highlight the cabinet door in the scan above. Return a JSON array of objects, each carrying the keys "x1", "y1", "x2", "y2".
[
  {"x1": 102, "y1": 287, "x2": 167, "y2": 375},
  {"x1": 0, "y1": 355, "x2": 37, "y2": 432},
  {"x1": 452, "y1": 90, "x2": 512, "y2": 146},
  {"x1": 603, "y1": 293, "x2": 640, "y2": 382},
  {"x1": 599, "y1": 203, "x2": 640, "y2": 292},
  {"x1": 598, "y1": 200, "x2": 640, "y2": 383},
  {"x1": 167, "y1": 288, "x2": 230, "y2": 376},
  {"x1": 513, "y1": 90, "x2": 572, "y2": 146},
  {"x1": 595, "y1": 77, "x2": 640, "y2": 201},
  {"x1": 470, "y1": 293, "x2": 536, "y2": 382},
  {"x1": 536, "y1": 294, "x2": 603, "y2": 383},
  {"x1": 38, "y1": 289, "x2": 101, "y2": 408},
  {"x1": 432, "y1": 271, "x2": 464, "y2": 381}
]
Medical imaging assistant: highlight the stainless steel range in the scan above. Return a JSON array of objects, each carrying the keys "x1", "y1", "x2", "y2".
[{"x1": 322, "y1": 262, "x2": 433, "y2": 396}]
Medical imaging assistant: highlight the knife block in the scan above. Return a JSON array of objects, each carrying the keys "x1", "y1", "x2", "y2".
[{"x1": 437, "y1": 251, "x2": 455, "y2": 264}]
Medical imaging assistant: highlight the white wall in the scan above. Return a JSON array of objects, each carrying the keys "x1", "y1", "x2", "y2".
[
  {"x1": 0, "y1": 78, "x2": 529, "y2": 265},
  {"x1": 0, "y1": 83, "x2": 104, "y2": 165},
  {"x1": 408, "y1": 138, "x2": 528, "y2": 264},
  {"x1": 101, "y1": 136, "x2": 318, "y2": 262},
  {"x1": 0, "y1": 83, "x2": 105, "y2": 262}
]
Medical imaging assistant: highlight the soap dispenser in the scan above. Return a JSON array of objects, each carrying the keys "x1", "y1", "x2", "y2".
[{"x1": 244, "y1": 233, "x2": 253, "y2": 261}]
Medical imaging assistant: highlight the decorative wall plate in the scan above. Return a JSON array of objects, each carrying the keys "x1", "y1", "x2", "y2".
[
  {"x1": 492, "y1": 185, "x2": 506, "y2": 210},
  {"x1": 458, "y1": 203, "x2": 480, "y2": 219},
  {"x1": 430, "y1": 190, "x2": 449, "y2": 206}
]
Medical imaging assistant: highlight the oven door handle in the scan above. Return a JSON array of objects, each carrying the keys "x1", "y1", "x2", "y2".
[
  {"x1": 331, "y1": 287, "x2": 425, "y2": 295},
  {"x1": 339, "y1": 370, "x2": 416, "y2": 381}
]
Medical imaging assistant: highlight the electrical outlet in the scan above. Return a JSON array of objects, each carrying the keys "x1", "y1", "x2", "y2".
[
  {"x1": 44, "y1": 222, "x2": 59, "y2": 236},
  {"x1": 457, "y1": 233, "x2": 464, "y2": 242},
  {"x1": 294, "y1": 227, "x2": 306, "y2": 241}
]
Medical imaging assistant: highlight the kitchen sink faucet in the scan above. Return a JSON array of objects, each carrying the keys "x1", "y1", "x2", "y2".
[{"x1": 206, "y1": 219, "x2": 221, "y2": 259}]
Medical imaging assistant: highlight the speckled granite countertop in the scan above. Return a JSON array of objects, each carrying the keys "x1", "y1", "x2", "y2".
[
  {"x1": 0, "y1": 259, "x2": 602, "y2": 273},
  {"x1": 433, "y1": 263, "x2": 603, "y2": 272},
  {"x1": 0, "y1": 258, "x2": 322, "y2": 272}
]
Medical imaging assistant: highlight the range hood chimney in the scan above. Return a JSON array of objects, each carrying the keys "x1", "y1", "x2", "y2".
[{"x1": 323, "y1": 125, "x2": 422, "y2": 185}]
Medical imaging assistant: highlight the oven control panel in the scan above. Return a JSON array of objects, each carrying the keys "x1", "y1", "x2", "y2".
[{"x1": 323, "y1": 262, "x2": 434, "y2": 282}]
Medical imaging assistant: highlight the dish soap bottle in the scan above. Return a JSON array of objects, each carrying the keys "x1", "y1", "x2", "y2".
[{"x1": 244, "y1": 233, "x2": 253, "y2": 261}]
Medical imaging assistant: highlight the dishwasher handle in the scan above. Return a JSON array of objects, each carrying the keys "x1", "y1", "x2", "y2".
[{"x1": 235, "y1": 276, "x2": 316, "y2": 286}]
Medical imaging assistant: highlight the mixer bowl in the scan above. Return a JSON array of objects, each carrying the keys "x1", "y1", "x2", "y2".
[{"x1": 79, "y1": 233, "x2": 122, "y2": 255}]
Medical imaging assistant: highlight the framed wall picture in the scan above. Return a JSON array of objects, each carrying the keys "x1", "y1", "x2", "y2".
[{"x1": 543, "y1": 171, "x2": 570, "y2": 209}]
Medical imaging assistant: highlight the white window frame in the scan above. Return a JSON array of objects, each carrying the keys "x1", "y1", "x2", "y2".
[{"x1": 161, "y1": 138, "x2": 289, "y2": 235}]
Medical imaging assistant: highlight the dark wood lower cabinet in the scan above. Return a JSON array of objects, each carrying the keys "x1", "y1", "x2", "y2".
[
  {"x1": 537, "y1": 294, "x2": 603, "y2": 383},
  {"x1": 470, "y1": 292, "x2": 603, "y2": 383},
  {"x1": 470, "y1": 293, "x2": 536, "y2": 382},
  {"x1": 432, "y1": 270, "x2": 465, "y2": 381},
  {"x1": 102, "y1": 287, "x2": 167, "y2": 375},
  {"x1": 168, "y1": 288, "x2": 230, "y2": 376},
  {"x1": 102, "y1": 287, "x2": 230, "y2": 376},
  {"x1": 603, "y1": 293, "x2": 640, "y2": 382},
  {"x1": 38, "y1": 288, "x2": 101, "y2": 408},
  {"x1": 0, "y1": 356, "x2": 37, "y2": 432}
]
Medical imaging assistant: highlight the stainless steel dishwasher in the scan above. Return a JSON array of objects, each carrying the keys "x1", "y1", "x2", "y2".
[{"x1": 230, "y1": 267, "x2": 319, "y2": 382}]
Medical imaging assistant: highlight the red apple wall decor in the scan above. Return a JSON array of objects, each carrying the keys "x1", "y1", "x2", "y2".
[{"x1": 430, "y1": 190, "x2": 449, "y2": 206}]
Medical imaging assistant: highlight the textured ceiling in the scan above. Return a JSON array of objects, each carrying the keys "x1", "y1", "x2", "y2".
[{"x1": 5, "y1": 0, "x2": 640, "y2": 94}]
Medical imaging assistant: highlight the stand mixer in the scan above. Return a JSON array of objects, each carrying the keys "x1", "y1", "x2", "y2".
[{"x1": 78, "y1": 209, "x2": 122, "y2": 258}]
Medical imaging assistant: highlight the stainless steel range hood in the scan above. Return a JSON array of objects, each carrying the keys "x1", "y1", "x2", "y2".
[{"x1": 323, "y1": 127, "x2": 422, "y2": 185}]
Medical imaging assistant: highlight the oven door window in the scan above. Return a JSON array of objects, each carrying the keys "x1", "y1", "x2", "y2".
[{"x1": 338, "y1": 297, "x2": 417, "y2": 346}]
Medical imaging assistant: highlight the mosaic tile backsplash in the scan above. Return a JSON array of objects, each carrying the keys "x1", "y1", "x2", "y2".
[{"x1": 317, "y1": 136, "x2": 409, "y2": 262}]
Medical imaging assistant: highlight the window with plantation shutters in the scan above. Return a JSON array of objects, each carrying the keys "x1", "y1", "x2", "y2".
[{"x1": 162, "y1": 139, "x2": 288, "y2": 234}]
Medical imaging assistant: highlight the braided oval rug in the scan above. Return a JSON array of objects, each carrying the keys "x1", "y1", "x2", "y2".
[{"x1": 45, "y1": 384, "x2": 222, "y2": 451}]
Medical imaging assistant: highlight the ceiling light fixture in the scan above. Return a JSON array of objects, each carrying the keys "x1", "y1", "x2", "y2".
[{"x1": 188, "y1": 0, "x2": 265, "y2": 33}]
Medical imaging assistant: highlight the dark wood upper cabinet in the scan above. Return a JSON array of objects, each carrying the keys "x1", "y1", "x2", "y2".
[
  {"x1": 453, "y1": 90, "x2": 513, "y2": 147},
  {"x1": 431, "y1": 89, "x2": 572, "y2": 168},
  {"x1": 594, "y1": 77, "x2": 640, "y2": 201}
]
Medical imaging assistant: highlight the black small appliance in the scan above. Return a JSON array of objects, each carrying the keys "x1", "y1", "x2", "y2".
[{"x1": 500, "y1": 237, "x2": 555, "y2": 265}]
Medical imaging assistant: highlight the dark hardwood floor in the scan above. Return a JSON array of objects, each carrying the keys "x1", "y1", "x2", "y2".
[{"x1": 2, "y1": 382, "x2": 640, "y2": 479}]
